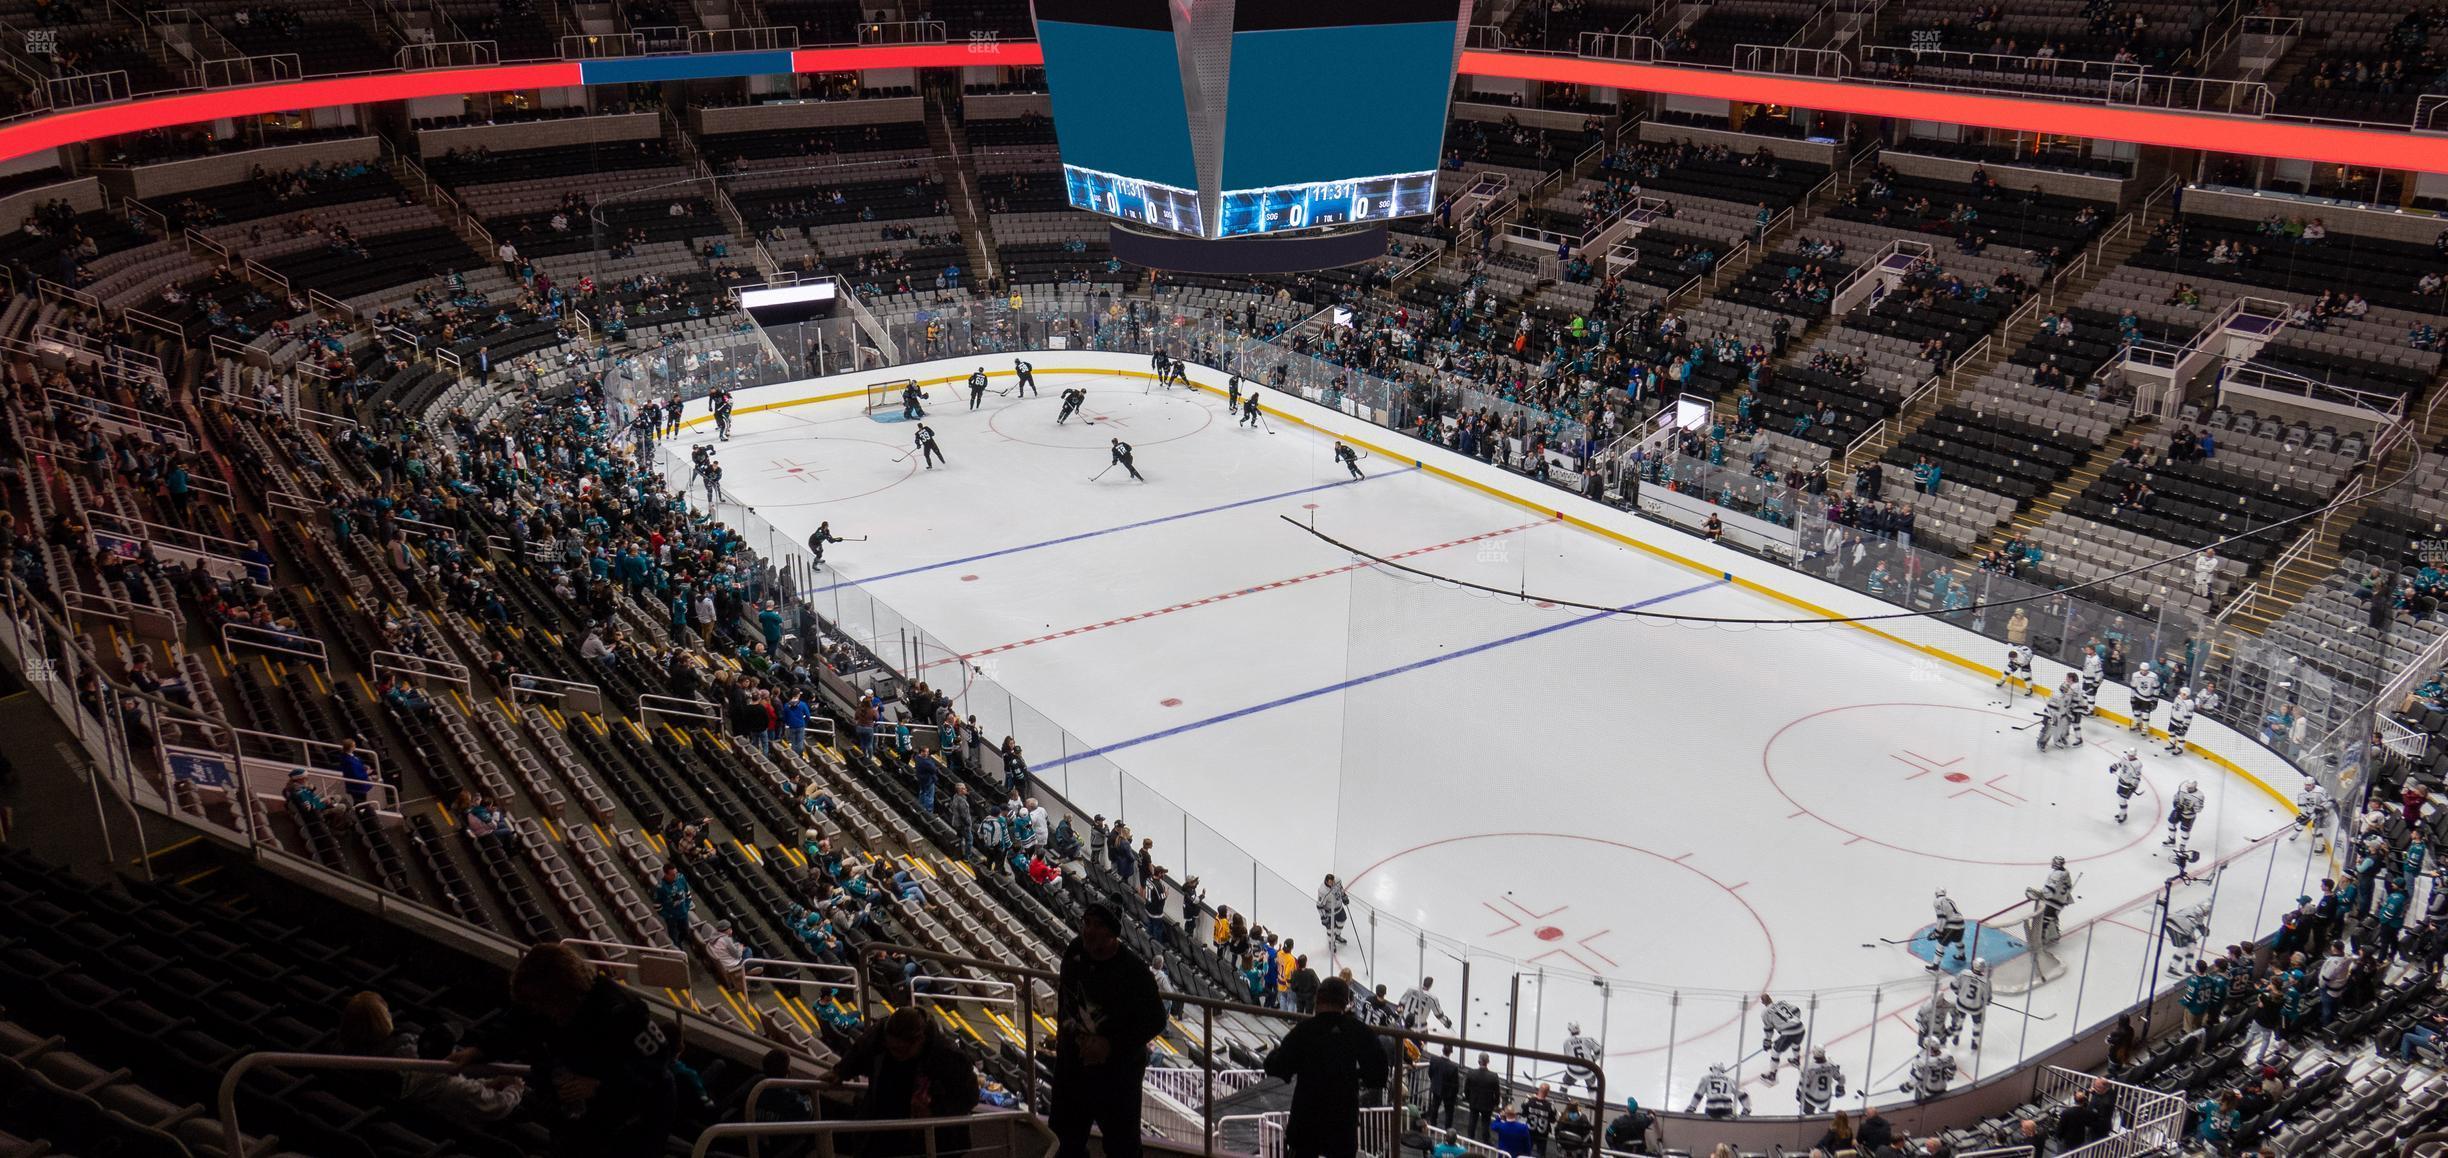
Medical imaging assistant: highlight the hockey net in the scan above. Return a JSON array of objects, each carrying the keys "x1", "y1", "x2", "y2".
[
  {"x1": 864, "y1": 378, "x2": 919, "y2": 416},
  {"x1": 1969, "y1": 895, "x2": 2068, "y2": 997}
]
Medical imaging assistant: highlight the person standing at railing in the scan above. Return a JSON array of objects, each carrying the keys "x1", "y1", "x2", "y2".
[
  {"x1": 826, "y1": 1005, "x2": 981, "y2": 1157},
  {"x1": 1423, "y1": 1045, "x2": 1460, "y2": 1130},
  {"x1": 1463, "y1": 1054, "x2": 1501, "y2": 1142},
  {"x1": 1264, "y1": 977, "x2": 1390, "y2": 1158},
  {"x1": 1054, "y1": 903, "x2": 1169, "y2": 1158}
]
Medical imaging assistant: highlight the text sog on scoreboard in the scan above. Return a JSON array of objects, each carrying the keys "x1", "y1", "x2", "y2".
[{"x1": 1034, "y1": 0, "x2": 1466, "y2": 240}]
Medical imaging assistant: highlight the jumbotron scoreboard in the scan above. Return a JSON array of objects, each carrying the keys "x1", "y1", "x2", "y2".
[{"x1": 1033, "y1": 0, "x2": 1470, "y2": 266}]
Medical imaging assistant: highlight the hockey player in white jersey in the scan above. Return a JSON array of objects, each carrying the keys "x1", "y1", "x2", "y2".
[
  {"x1": 1755, "y1": 994, "x2": 1806, "y2": 1081},
  {"x1": 1561, "y1": 1022, "x2": 1601, "y2": 1092},
  {"x1": 1947, "y1": 958, "x2": 1993, "y2": 1050},
  {"x1": 2079, "y1": 649, "x2": 2105, "y2": 706},
  {"x1": 2163, "y1": 688, "x2": 2196, "y2": 756},
  {"x1": 1997, "y1": 642, "x2": 2035, "y2": 698},
  {"x1": 2029, "y1": 856, "x2": 2075, "y2": 946},
  {"x1": 2037, "y1": 676, "x2": 2083, "y2": 751},
  {"x1": 1316, "y1": 874, "x2": 1350, "y2": 947},
  {"x1": 1912, "y1": 992, "x2": 1951, "y2": 1048},
  {"x1": 2111, "y1": 748, "x2": 2146, "y2": 823},
  {"x1": 2294, "y1": 781, "x2": 2334, "y2": 855},
  {"x1": 1902, "y1": 1043, "x2": 1957, "y2": 1101},
  {"x1": 2163, "y1": 898, "x2": 2212, "y2": 976},
  {"x1": 1929, "y1": 889, "x2": 1967, "y2": 971},
  {"x1": 1397, "y1": 977, "x2": 1453, "y2": 1030},
  {"x1": 2065, "y1": 678, "x2": 2093, "y2": 742},
  {"x1": 2163, "y1": 780, "x2": 2206, "y2": 862},
  {"x1": 1795, "y1": 1048, "x2": 1846, "y2": 1114},
  {"x1": 2128, "y1": 664, "x2": 2162, "y2": 733},
  {"x1": 1685, "y1": 1063, "x2": 1751, "y2": 1118}
]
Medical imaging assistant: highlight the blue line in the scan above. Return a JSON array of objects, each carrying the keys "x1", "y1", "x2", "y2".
[
  {"x1": 811, "y1": 466, "x2": 1417, "y2": 594},
  {"x1": 1038, "y1": 577, "x2": 1725, "y2": 769}
]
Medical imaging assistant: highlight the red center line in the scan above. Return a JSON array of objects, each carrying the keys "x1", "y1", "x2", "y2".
[{"x1": 922, "y1": 518, "x2": 1551, "y2": 668}]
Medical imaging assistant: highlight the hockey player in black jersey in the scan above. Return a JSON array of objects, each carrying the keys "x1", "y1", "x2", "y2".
[
  {"x1": 1109, "y1": 438, "x2": 1144, "y2": 482},
  {"x1": 1013, "y1": 358, "x2": 1036, "y2": 396},
  {"x1": 1240, "y1": 392, "x2": 1262, "y2": 427},
  {"x1": 1056, "y1": 388, "x2": 1087, "y2": 425},
  {"x1": 969, "y1": 367, "x2": 991, "y2": 410},
  {"x1": 914, "y1": 423, "x2": 944, "y2": 469},
  {"x1": 1334, "y1": 441, "x2": 1363, "y2": 479}
]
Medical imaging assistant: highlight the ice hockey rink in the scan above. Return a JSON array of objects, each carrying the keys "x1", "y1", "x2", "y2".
[{"x1": 664, "y1": 353, "x2": 2323, "y2": 1112}]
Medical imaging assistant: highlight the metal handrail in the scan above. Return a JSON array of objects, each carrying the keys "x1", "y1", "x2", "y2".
[
  {"x1": 691, "y1": 1108, "x2": 1033, "y2": 1158},
  {"x1": 219, "y1": 1053, "x2": 529, "y2": 1158},
  {"x1": 851, "y1": 939, "x2": 1604, "y2": 1157}
]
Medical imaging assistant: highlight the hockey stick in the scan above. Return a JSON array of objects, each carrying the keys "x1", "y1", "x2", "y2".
[
  {"x1": 1089, "y1": 463, "x2": 1117, "y2": 482},
  {"x1": 892, "y1": 448, "x2": 918, "y2": 463},
  {"x1": 841, "y1": 535, "x2": 869, "y2": 542},
  {"x1": 1985, "y1": 1001, "x2": 2055, "y2": 1021}
]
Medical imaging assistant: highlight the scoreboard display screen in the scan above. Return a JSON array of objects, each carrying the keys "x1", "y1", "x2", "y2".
[
  {"x1": 1217, "y1": 171, "x2": 1439, "y2": 237},
  {"x1": 1064, "y1": 166, "x2": 1206, "y2": 237},
  {"x1": 1215, "y1": 0, "x2": 1459, "y2": 237},
  {"x1": 1034, "y1": 0, "x2": 1463, "y2": 241},
  {"x1": 1035, "y1": 0, "x2": 1202, "y2": 236}
]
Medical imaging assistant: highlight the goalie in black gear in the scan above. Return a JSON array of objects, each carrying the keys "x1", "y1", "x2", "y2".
[
  {"x1": 903, "y1": 381, "x2": 930, "y2": 420},
  {"x1": 1997, "y1": 642, "x2": 2035, "y2": 697},
  {"x1": 2111, "y1": 748, "x2": 2144, "y2": 822},
  {"x1": 1685, "y1": 1064, "x2": 1750, "y2": 1118},
  {"x1": 1756, "y1": 994, "x2": 1805, "y2": 1081},
  {"x1": 1056, "y1": 387, "x2": 1087, "y2": 425},
  {"x1": 1796, "y1": 1049, "x2": 1845, "y2": 1114}
]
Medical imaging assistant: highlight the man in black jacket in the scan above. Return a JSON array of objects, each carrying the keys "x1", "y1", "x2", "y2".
[
  {"x1": 828, "y1": 1006, "x2": 980, "y2": 1157},
  {"x1": 1053, "y1": 903, "x2": 1169, "y2": 1158},
  {"x1": 1425, "y1": 1045, "x2": 1461, "y2": 1130},
  {"x1": 1463, "y1": 1053, "x2": 1502, "y2": 1141},
  {"x1": 1855, "y1": 1105, "x2": 1897, "y2": 1152},
  {"x1": 454, "y1": 942, "x2": 677, "y2": 1158},
  {"x1": 1263, "y1": 977, "x2": 1388, "y2": 1158}
]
